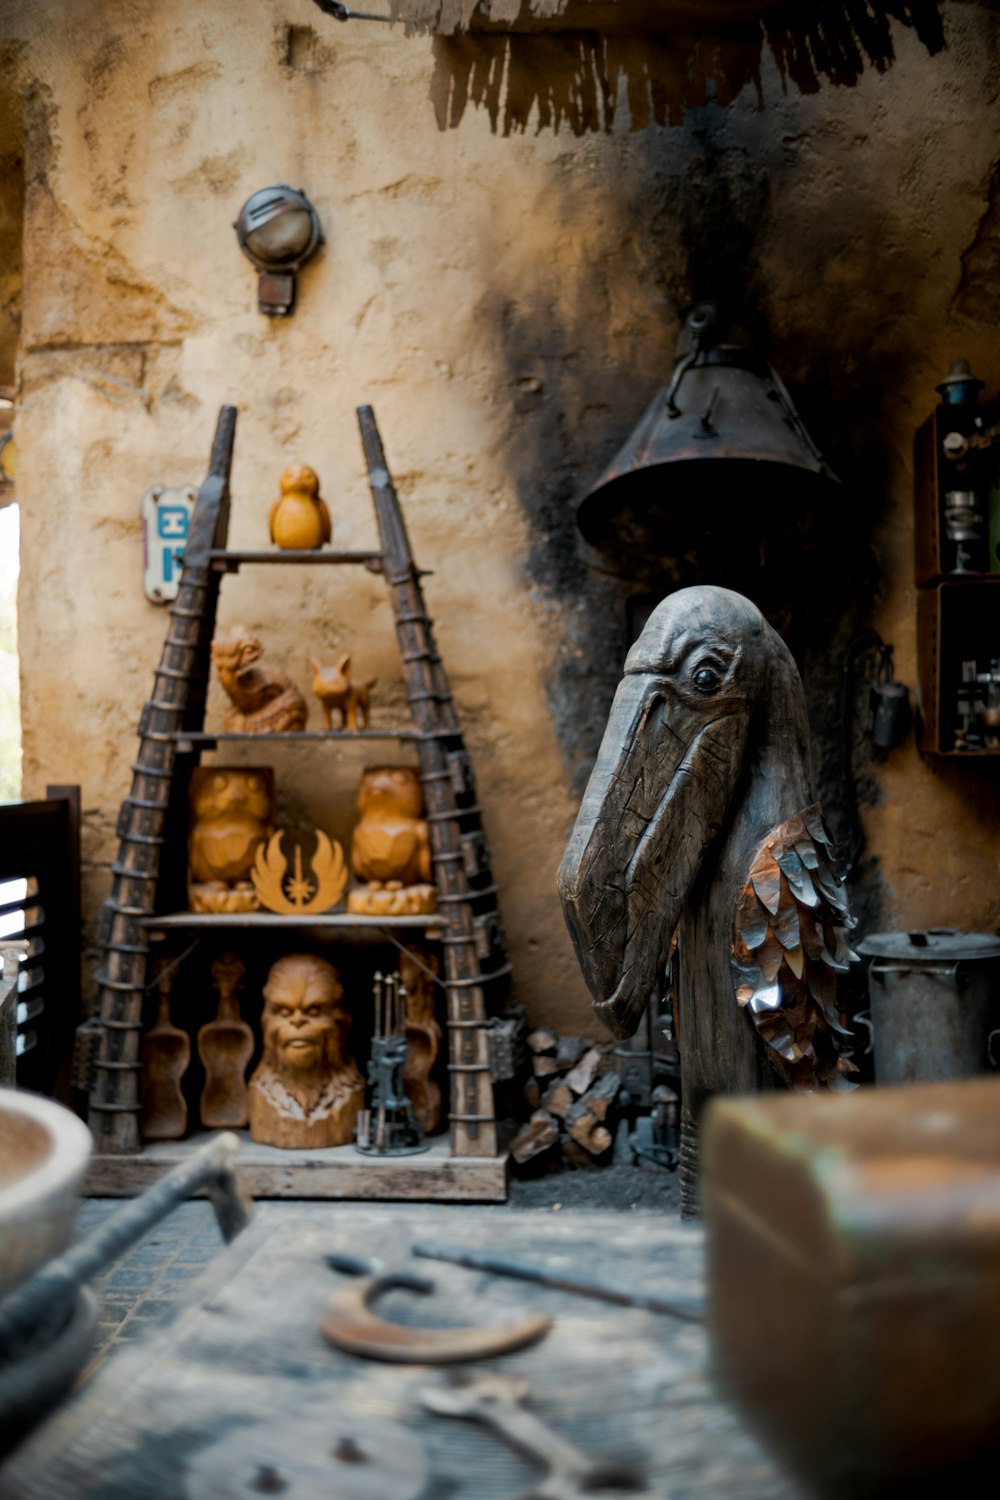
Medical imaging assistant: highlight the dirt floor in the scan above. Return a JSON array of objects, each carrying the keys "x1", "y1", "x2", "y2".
[
  {"x1": 76, "y1": 1154, "x2": 679, "y2": 1362},
  {"x1": 508, "y1": 1160, "x2": 680, "y2": 1214}
]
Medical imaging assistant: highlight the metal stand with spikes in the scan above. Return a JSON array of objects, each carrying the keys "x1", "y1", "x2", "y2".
[{"x1": 88, "y1": 405, "x2": 510, "y2": 1165}]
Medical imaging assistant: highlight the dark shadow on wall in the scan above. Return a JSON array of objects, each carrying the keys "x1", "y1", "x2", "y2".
[
  {"x1": 429, "y1": 2, "x2": 945, "y2": 134},
  {"x1": 486, "y1": 101, "x2": 950, "y2": 932}
]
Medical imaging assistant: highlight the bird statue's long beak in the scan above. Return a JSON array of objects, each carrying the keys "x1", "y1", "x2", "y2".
[{"x1": 558, "y1": 672, "x2": 749, "y2": 1040}]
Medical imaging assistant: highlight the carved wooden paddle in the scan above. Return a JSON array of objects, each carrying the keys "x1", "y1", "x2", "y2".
[
  {"x1": 141, "y1": 966, "x2": 190, "y2": 1141},
  {"x1": 199, "y1": 953, "x2": 253, "y2": 1129}
]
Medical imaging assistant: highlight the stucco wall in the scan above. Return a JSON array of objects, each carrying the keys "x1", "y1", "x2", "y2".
[{"x1": 2, "y1": 0, "x2": 999, "y2": 1035}]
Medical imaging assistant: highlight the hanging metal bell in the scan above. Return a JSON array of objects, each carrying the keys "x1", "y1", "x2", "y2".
[{"x1": 576, "y1": 303, "x2": 840, "y2": 585}]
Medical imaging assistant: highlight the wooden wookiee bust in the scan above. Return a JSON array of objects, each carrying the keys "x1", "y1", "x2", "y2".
[{"x1": 248, "y1": 954, "x2": 364, "y2": 1149}]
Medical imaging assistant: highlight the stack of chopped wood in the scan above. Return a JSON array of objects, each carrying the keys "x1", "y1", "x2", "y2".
[{"x1": 510, "y1": 1028, "x2": 621, "y2": 1170}]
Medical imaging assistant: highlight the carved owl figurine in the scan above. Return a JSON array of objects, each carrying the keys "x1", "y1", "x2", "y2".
[
  {"x1": 268, "y1": 464, "x2": 332, "y2": 551},
  {"x1": 189, "y1": 767, "x2": 275, "y2": 904},
  {"x1": 350, "y1": 766, "x2": 432, "y2": 887}
]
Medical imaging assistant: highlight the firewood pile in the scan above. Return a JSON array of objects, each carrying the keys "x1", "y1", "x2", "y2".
[{"x1": 510, "y1": 1028, "x2": 621, "y2": 1171}]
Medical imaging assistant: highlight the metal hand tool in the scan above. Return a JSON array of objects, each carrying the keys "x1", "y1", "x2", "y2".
[
  {"x1": 420, "y1": 1374, "x2": 647, "y2": 1499},
  {"x1": 411, "y1": 1240, "x2": 704, "y2": 1323},
  {"x1": 323, "y1": 1254, "x2": 552, "y2": 1364}
]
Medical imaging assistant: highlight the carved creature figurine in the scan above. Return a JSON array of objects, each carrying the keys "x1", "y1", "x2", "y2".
[
  {"x1": 269, "y1": 463, "x2": 331, "y2": 551},
  {"x1": 141, "y1": 964, "x2": 189, "y2": 1141},
  {"x1": 199, "y1": 952, "x2": 254, "y2": 1129},
  {"x1": 248, "y1": 954, "x2": 364, "y2": 1148},
  {"x1": 400, "y1": 948, "x2": 443, "y2": 1134},
  {"x1": 211, "y1": 626, "x2": 308, "y2": 733},
  {"x1": 311, "y1": 654, "x2": 377, "y2": 731},
  {"x1": 347, "y1": 766, "x2": 437, "y2": 916},
  {"x1": 189, "y1": 766, "x2": 275, "y2": 912},
  {"x1": 558, "y1": 585, "x2": 858, "y2": 1218}
]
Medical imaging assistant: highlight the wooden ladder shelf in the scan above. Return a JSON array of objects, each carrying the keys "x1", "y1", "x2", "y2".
[{"x1": 86, "y1": 405, "x2": 511, "y2": 1198}]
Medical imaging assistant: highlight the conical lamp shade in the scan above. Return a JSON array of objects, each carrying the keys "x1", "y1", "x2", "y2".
[{"x1": 576, "y1": 305, "x2": 839, "y2": 585}]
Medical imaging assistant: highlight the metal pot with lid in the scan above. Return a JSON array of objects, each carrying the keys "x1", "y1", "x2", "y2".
[{"x1": 856, "y1": 928, "x2": 1000, "y2": 1085}]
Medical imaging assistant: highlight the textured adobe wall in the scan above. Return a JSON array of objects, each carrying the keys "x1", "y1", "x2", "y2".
[{"x1": 2, "y1": 0, "x2": 999, "y2": 1038}]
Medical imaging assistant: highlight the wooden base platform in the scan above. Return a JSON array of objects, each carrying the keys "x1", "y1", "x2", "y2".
[{"x1": 85, "y1": 1132, "x2": 508, "y2": 1202}]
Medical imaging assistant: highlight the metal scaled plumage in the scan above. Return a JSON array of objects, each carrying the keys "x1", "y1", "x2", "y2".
[{"x1": 732, "y1": 806, "x2": 858, "y2": 1091}]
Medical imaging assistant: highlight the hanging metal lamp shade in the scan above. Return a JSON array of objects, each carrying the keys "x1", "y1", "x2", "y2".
[{"x1": 576, "y1": 304, "x2": 840, "y2": 584}]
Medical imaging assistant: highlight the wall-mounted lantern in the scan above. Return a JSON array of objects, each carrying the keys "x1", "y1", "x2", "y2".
[{"x1": 234, "y1": 186, "x2": 322, "y2": 317}]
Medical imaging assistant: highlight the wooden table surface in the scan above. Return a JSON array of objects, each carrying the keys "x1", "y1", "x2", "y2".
[{"x1": 0, "y1": 1205, "x2": 801, "y2": 1499}]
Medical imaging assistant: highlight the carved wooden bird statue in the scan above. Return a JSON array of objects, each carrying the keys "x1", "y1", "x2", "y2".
[
  {"x1": 558, "y1": 585, "x2": 857, "y2": 1214},
  {"x1": 269, "y1": 463, "x2": 332, "y2": 551}
]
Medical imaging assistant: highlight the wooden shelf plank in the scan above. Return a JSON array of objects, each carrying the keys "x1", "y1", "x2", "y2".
[
  {"x1": 141, "y1": 911, "x2": 445, "y2": 931},
  {"x1": 85, "y1": 1132, "x2": 508, "y2": 1201},
  {"x1": 172, "y1": 729, "x2": 420, "y2": 748},
  {"x1": 208, "y1": 549, "x2": 384, "y2": 569}
]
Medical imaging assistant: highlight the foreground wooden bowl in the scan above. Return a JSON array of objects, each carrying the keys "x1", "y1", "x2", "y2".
[{"x1": 0, "y1": 1092, "x2": 92, "y2": 1302}]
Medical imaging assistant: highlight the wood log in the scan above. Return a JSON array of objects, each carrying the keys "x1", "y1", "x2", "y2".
[
  {"x1": 532, "y1": 1054, "x2": 560, "y2": 1078},
  {"x1": 561, "y1": 1138, "x2": 604, "y2": 1169},
  {"x1": 578, "y1": 1071, "x2": 621, "y2": 1121},
  {"x1": 522, "y1": 1077, "x2": 541, "y2": 1112},
  {"x1": 563, "y1": 1045, "x2": 602, "y2": 1096},
  {"x1": 565, "y1": 1101, "x2": 613, "y2": 1156},
  {"x1": 527, "y1": 1026, "x2": 558, "y2": 1055},
  {"x1": 556, "y1": 1035, "x2": 589, "y2": 1070},
  {"x1": 540, "y1": 1079, "x2": 574, "y2": 1120},
  {"x1": 510, "y1": 1109, "x2": 560, "y2": 1164}
]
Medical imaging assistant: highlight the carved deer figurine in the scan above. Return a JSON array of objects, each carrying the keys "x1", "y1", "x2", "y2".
[{"x1": 311, "y1": 653, "x2": 376, "y2": 731}]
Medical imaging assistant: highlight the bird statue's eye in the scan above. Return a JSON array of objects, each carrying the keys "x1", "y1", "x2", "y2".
[{"x1": 693, "y1": 666, "x2": 720, "y2": 693}]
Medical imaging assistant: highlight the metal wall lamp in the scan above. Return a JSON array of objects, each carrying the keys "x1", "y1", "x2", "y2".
[{"x1": 234, "y1": 186, "x2": 322, "y2": 317}]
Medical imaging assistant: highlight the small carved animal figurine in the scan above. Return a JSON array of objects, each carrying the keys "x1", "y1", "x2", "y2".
[
  {"x1": 189, "y1": 765, "x2": 275, "y2": 912},
  {"x1": 269, "y1": 463, "x2": 332, "y2": 551},
  {"x1": 248, "y1": 954, "x2": 364, "y2": 1149},
  {"x1": 347, "y1": 766, "x2": 436, "y2": 915},
  {"x1": 211, "y1": 626, "x2": 308, "y2": 733},
  {"x1": 558, "y1": 585, "x2": 857, "y2": 1218},
  {"x1": 311, "y1": 654, "x2": 377, "y2": 731}
]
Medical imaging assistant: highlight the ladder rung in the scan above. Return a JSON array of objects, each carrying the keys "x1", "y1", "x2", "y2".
[
  {"x1": 444, "y1": 964, "x2": 512, "y2": 988},
  {"x1": 426, "y1": 806, "x2": 482, "y2": 822},
  {"x1": 96, "y1": 973, "x2": 147, "y2": 994},
  {"x1": 434, "y1": 885, "x2": 499, "y2": 903},
  {"x1": 111, "y1": 864, "x2": 159, "y2": 882},
  {"x1": 155, "y1": 665, "x2": 207, "y2": 682},
  {"x1": 131, "y1": 761, "x2": 173, "y2": 778}
]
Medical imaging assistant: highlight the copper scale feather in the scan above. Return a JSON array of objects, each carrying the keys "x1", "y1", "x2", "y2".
[{"x1": 731, "y1": 805, "x2": 859, "y2": 1092}]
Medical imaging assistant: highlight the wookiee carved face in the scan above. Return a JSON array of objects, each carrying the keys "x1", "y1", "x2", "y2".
[{"x1": 261, "y1": 955, "x2": 346, "y2": 1074}]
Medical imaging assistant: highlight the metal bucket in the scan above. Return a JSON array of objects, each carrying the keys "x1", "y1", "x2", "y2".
[{"x1": 857, "y1": 929, "x2": 1000, "y2": 1085}]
